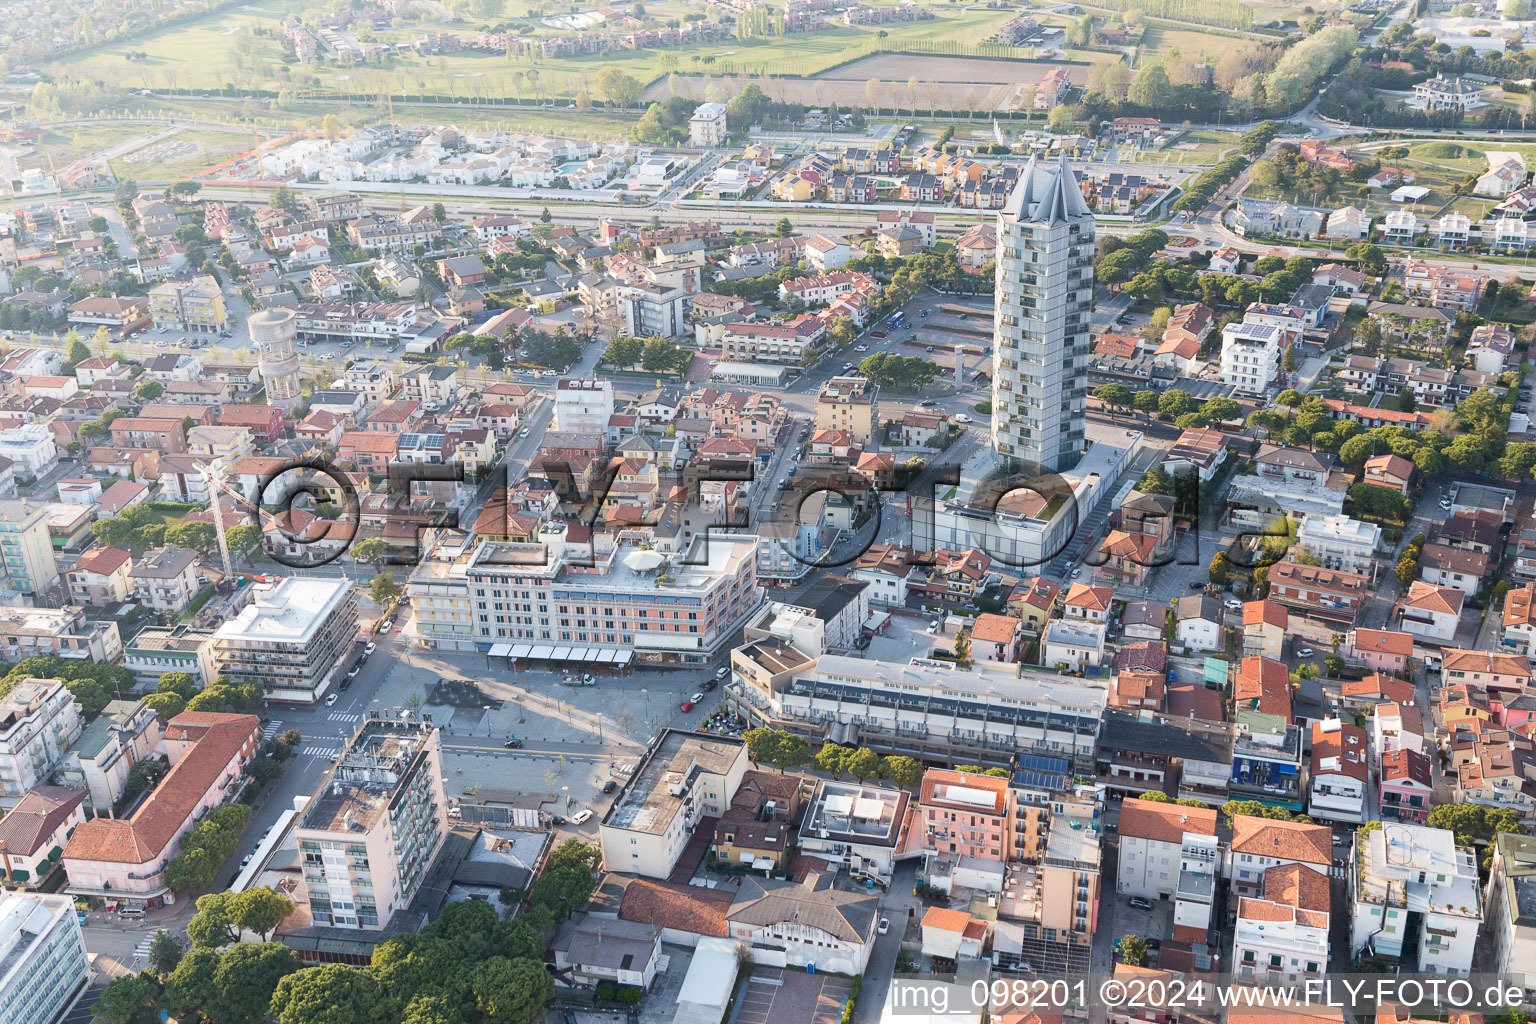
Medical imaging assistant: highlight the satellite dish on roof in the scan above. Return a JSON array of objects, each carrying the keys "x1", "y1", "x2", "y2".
[{"x1": 624, "y1": 549, "x2": 665, "y2": 572}]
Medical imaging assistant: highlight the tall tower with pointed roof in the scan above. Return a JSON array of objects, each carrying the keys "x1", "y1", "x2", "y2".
[{"x1": 991, "y1": 151, "x2": 1094, "y2": 472}]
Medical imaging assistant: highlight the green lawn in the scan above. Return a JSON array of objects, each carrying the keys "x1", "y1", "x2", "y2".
[
  {"x1": 114, "y1": 127, "x2": 259, "y2": 181},
  {"x1": 47, "y1": 2, "x2": 1020, "y2": 100}
]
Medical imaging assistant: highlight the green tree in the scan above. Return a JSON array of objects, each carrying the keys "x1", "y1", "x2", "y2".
[
  {"x1": 231, "y1": 886, "x2": 296, "y2": 941},
  {"x1": 167, "y1": 520, "x2": 217, "y2": 556},
  {"x1": 157, "y1": 671, "x2": 198, "y2": 700},
  {"x1": 370, "y1": 572, "x2": 404, "y2": 607},
  {"x1": 878, "y1": 754, "x2": 923, "y2": 788},
  {"x1": 1133, "y1": 390, "x2": 1160, "y2": 419},
  {"x1": 226, "y1": 523, "x2": 262, "y2": 561},
  {"x1": 845, "y1": 747, "x2": 881, "y2": 782},
  {"x1": 188, "y1": 890, "x2": 241, "y2": 947},
  {"x1": 1119, "y1": 933, "x2": 1150, "y2": 967},
  {"x1": 473, "y1": 956, "x2": 554, "y2": 1024},
  {"x1": 350, "y1": 538, "x2": 391, "y2": 565},
  {"x1": 813, "y1": 742, "x2": 850, "y2": 777},
  {"x1": 95, "y1": 975, "x2": 159, "y2": 1024},
  {"x1": 147, "y1": 929, "x2": 186, "y2": 975},
  {"x1": 603, "y1": 335, "x2": 644, "y2": 368},
  {"x1": 1209, "y1": 551, "x2": 1232, "y2": 586},
  {"x1": 162, "y1": 948, "x2": 221, "y2": 1019},
  {"x1": 211, "y1": 942, "x2": 303, "y2": 1024},
  {"x1": 1128, "y1": 63, "x2": 1172, "y2": 108},
  {"x1": 1093, "y1": 383, "x2": 1132, "y2": 415},
  {"x1": 1157, "y1": 389, "x2": 1194, "y2": 420},
  {"x1": 269, "y1": 963, "x2": 391, "y2": 1024}
]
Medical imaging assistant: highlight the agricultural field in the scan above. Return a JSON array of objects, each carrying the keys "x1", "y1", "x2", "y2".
[
  {"x1": 644, "y1": 51, "x2": 1113, "y2": 111},
  {"x1": 43, "y1": 1, "x2": 1027, "y2": 104}
]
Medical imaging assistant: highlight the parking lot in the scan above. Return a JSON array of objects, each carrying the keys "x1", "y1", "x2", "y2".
[{"x1": 734, "y1": 969, "x2": 853, "y2": 1024}]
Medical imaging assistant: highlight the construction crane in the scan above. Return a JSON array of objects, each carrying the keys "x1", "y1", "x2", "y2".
[{"x1": 198, "y1": 457, "x2": 354, "y2": 578}]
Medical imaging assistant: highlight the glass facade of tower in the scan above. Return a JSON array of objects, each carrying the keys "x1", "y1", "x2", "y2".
[{"x1": 991, "y1": 155, "x2": 1095, "y2": 473}]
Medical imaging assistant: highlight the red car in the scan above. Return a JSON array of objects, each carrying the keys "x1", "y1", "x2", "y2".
[{"x1": 680, "y1": 700, "x2": 697, "y2": 712}]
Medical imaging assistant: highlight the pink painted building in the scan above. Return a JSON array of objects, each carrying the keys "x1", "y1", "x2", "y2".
[
  {"x1": 62, "y1": 712, "x2": 261, "y2": 907},
  {"x1": 1345, "y1": 627, "x2": 1413, "y2": 676}
]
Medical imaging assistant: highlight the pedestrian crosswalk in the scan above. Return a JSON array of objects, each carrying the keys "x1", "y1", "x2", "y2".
[
  {"x1": 327, "y1": 713, "x2": 361, "y2": 723},
  {"x1": 262, "y1": 720, "x2": 285, "y2": 738},
  {"x1": 301, "y1": 745, "x2": 341, "y2": 758},
  {"x1": 1328, "y1": 863, "x2": 1348, "y2": 880},
  {"x1": 132, "y1": 938, "x2": 154, "y2": 961}
]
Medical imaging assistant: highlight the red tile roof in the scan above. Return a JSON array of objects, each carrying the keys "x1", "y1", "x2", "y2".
[{"x1": 63, "y1": 712, "x2": 259, "y2": 865}]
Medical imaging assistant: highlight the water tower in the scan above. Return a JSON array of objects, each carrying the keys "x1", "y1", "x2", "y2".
[{"x1": 248, "y1": 308, "x2": 302, "y2": 411}]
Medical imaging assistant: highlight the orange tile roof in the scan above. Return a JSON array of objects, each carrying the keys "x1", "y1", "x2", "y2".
[
  {"x1": 64, "y1": 712, "x2": 260, "y2": 865},
  {"x1": 1441, "y1": 648, "x2": 1532, "y2": 679},
  {"x1": 1262, "y1": 862, "x2": 1331, "y2": 913},
  {"x1": 618, "y1": 878, "x2": 732, "y2": 937},
  {"x1": 1351, "y1": 628, "x2": 1414, "y2": 659},
  {"x1": 920, "y1": 769, "x2": 1008, "y2": 815},
  {"x1": 1403, "y1": 580, "x2": 1463, "y2": 618},
  {"x1": 1310, "y1": 720, "x2": 1369, "y2": 781},
  {"x1": 1243, "y1": 600, "x2": 1287, "y2": 629},
  {"x1": 1234, "y1": 656, "x2": 1291, "y2": 719},
  {"x1": 1063, "y1": 582, "x2": 1114, "y2": 611},
  {"x1": 969, "y1": 613, "x2": 1021, "y2": 644},
  {"x1": 1117, "y1": 797, "x2": 1217, "y2": 844},
  {"x1": 1229, "y1": 815, "x2": 1331, "y2": 865},
  {"x1": 922, "y1": 906, "x2": 976, "y2": 933}
]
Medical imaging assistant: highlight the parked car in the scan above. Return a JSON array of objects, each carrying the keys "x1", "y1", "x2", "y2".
[
  {"x1": 1297, "y1": 647, "x2": 1316, "y2": 658},
  {"x1": 1128, "y1": 897, "x2": 1154, "y2": 911},
  {"x1": 680, "y1": 700, "x2": 697, "y2": 712},
  {"x1": 701, "y1": 679, "x2": 717, "y2": 692},
  {"x1": 504, "y1": 738, "x2": 524, "y2": 749},
  {"x1": 571, "y1": 809, "x2": 593, "y2": 825},
  {"x1": 878, "y1": 918, "x2": 890, "y2": 934},
  {"x1": 603, "y1": 780, "x2": 618, "y2": 794},
  {"x1": 364, "y1": 642, "x2": 377, "y2": 657},
  {"x1": 325, "y1": 693, "x2": 339, "y2": 706}
]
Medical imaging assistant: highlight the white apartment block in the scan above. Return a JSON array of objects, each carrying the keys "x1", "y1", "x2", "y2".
[
  {"x1": 689, "y1": 102, "x2": 729, "y2": 147},
  {"x1": 213, "y1": 577, "x2": 359, "y2": 703},
  {"x1": 991, "y1": 152, "x2": 1092, "y2": 471},
  {"x1": 1350, "y1": 823, "x2": 1481, "y2": 974},
  {"x1": 1219, "y1": 320, "x2": 1287, "y2": 396},
  {"x1": 599, "y1": 730, "x2": 748, "y2": 878},
  {"x1": 409, "y1": 527, "x2": 764, "y2": 666},
  {"x1": 1115, "y1": 798, "x2": 1220, "y2": 901},
  {"x1": 0, "y1": 892, "x2": 90, "y2": 1024},
  {"x1": 295, "y1": 716, "x2": 449, "y2": 930},
  {"x1": 1295, "y1": 514, "x2": 1380, "y2": 576},
  {"x1": 0, "y1": 680, "x2": 82, "y2": 803},
  {"x1": 554, "y1": 378, "x2": 615, "y2": 434},
  {"x1": 1232, "y1": 864, "x2": 1330, "y2": 983}
]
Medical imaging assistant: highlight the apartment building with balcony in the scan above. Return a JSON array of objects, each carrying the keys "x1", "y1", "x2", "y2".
[
  {"x1": 991, "y1": 152, "x2": 1093, "y2": 470},
  {"x1": 1485, "y1": 833, "x2": 1536, "y2": 1001},
  {"x1": 815, "y1": 375, "x2": 880, "y2": 448},
  {"x1": 731, "y1": 651, "x2": 1104, "y2": 772},
  {"x1": 916, "y1": 769, "x2": 1012, "y2": 893},
  {"x1": 1308, "y1": 717, "x2": 1370, "y2": 823},
  {"x1": 293, "y1": 715, "x2": 448, "y2": 931},
  {"x1": 0, "y1": 501, "x2": 59, "y2": 596},
  {"x1": 62, "y1": 712, "x2": 262, "y2": 906},
  {"x1": 56, "y1": 698, "x2": 161, "y2": 810},
  {"x1": 0, "y1": 892, "x2": 91, "y2": 1024},
  {"x1": 796, "y1": 778, "x2": 910, "y2": 884},
  {"x1": 147, "y1": 275, "x2": 227, "y2": 332},
  {"x1": 1233, "y1": 862, "x2": 1331, "y2": 982},
  {"x1": 411, "y1": 525, "x2": 763, "y2": 667},
  {"x1": 127, "y1": 545, "x2": 200, "y2": 615},
  {"x1": 0, "y1": 607, "x2": 121, "y2": 666},
  {"x1": 0, "y1": 679, "x2": 82, "y2": 803},
  {"x1": 213, "y1": 577, "x2": 359, "y2": 703},
  {"x1": 1117, "y1": 797, "x2": 1219, "y2": 942},
  {"x1": 1350, "y1": 823, "x2": 1482, "y2": 974},
  {"x1": 123, "y1": 625, "x2": 219, "y2": 689},
  {"x1": 599, "y1": 730, "x2": 748, "y2": 878},
  {"x1": 1226, "y1": 814, "x2": 1332, "y2": 898}
]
